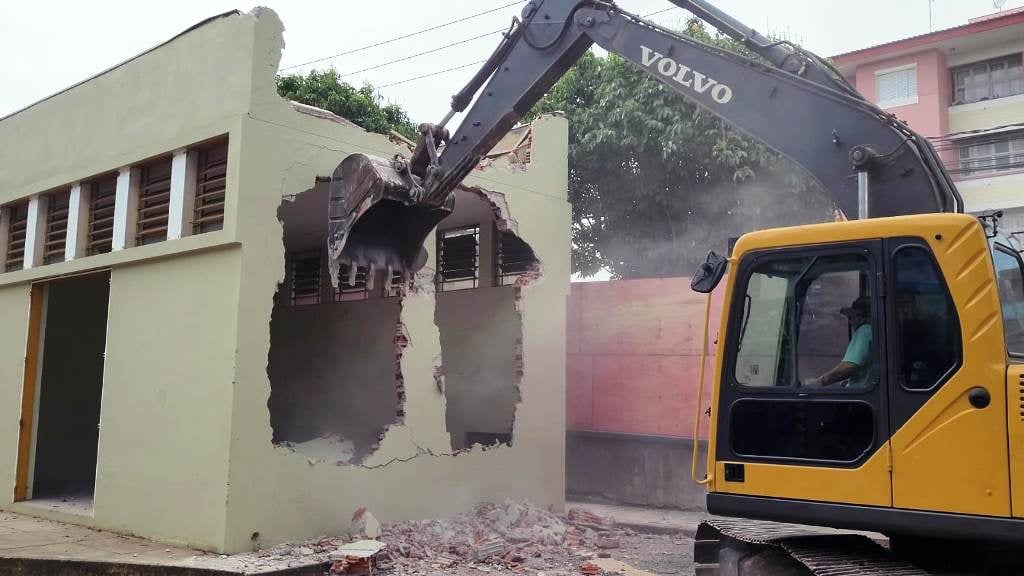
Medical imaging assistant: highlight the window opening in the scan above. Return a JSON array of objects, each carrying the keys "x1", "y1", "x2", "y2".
[
  {"x1": 194, "y1": 141, "x2": 228, "y2": 234},
  {"x1": 495, "y1": 228, "x2": 537, "y2": 286},
  {"x1": 386, "y1": 269, "x2": 407, "y2": 298},
  {"x1": 952, "y1": 54, "x2": 1023, "y2": 105},
  {"x1": 730, "y1": 400, "x2": 874, "y2": 462},
  {"x1": 43, "y1": 191, "x2": 70, "y2": 265},
  {"x1": 136, "y1": 159, "x2": 172, "y2": 246},
  {"x1": 289, "y1": 250, "x2": 322, "y2": 306},
  {"x1": 892, "y1": 246, "x2": 961, "y2": 390},
  {"x1": 734, "y1": 252, "x2": 875, "y2": 390},
  {"x1": 5, "y1": 202, "x2": 29, "y2": 272},
  {"x1": 876, "y1": 65, "x2": 918, "y2": 108},
  {"x1": 958, "y1": 133, "x2": 1024, "y2": 177},
  {"x1": 438, "y1": 225, "x2": 480, "y2": 291},
  {"x1": 994, "y1": 244, "x2": 1024, "y2": 356},
  {"x1": 87, "y1": 176, "x2": 116, "y2": 256}
]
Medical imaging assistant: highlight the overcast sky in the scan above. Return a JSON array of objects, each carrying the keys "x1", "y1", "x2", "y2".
[{"x1": 2, "y1": 0, "x2": 1022, "y2": 123}]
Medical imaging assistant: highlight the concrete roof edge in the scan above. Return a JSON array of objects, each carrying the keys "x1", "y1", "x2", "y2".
[
  {"x1": 0, "y1": 9, "x2": 243, "y2": 123},
  {"x1": 831, "y1": 9, "x2": 1024, "y2": 67}
]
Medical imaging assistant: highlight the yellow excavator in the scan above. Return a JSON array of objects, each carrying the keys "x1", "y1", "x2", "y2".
[{"x1": 323, "y1": 1, "x2": 1024, "y2": 573}]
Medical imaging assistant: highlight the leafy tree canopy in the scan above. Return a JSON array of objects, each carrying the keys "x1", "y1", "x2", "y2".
[
  {"x1": 526, "y1": 20, "x2": 835, "y2": 279},
  {"x1": 276, "y1": 69, "x2": 418, "y2": 140}
]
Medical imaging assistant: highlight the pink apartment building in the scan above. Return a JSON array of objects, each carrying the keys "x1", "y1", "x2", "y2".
[{"x1": 833, "y1": 7, "x2": 1024, "y2": 233}]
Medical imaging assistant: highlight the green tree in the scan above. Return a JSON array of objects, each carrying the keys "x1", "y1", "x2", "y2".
[
  {"x1": 526, "y1": 22, "x2": 835, "y2": 279},
  {"x1": 276, "y1": 69, "x2": 418, "y2": 140}
]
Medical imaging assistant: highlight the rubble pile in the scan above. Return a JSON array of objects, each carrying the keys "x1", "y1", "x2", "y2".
[{"x1": 374, "y1": 500, "x2": 623, "y2": 574}]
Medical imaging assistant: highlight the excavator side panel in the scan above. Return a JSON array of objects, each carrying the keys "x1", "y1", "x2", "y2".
[{"x1": 887, "y1": 219, "x2": 1009, "y2": 517}]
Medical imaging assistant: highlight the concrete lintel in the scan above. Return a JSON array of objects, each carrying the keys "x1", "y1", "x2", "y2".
[
  {"x1": 65, "y1": 183, "x2": 90, "y2": 261},
  {"x1": 23, "y1": 195, "x2": 48, "y2": 269},
  {"x1": 112, "y1": 167, "x2": 139, "y2": 251},
  {"x1": 168, "y1": 149, "x2": 198, "y2": 240}
]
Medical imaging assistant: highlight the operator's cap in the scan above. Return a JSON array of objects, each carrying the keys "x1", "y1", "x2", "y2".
[{"x1": 840, "y1": 296, "x2": 871, "y2": 317}]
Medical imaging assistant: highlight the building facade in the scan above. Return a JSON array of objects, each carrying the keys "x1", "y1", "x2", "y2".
[
  {"x1": 833, "y1": 7, "x2": 1024, "y2": 232},
  {"x1": 0, "y1": 8, "x2": 570, "y2": 553}
]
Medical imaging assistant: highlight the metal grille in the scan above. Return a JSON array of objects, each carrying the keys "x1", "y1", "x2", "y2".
[
  {"x1": 437, "y1": 225, "x2": 479, "y2": 291},
  {"x1": 496, "y1": 229, "x2": 537, "y2": 286},
  {"x1": 43, "y1": 191, "x2": 70, "y2": 264},
  {"x1": 335, "y1": 263, "x2": 369, "y2": 301},
  {"x1": 1019, "y1": 373, "x2": 1024, "y2": 421},
  {"x1": 289, "y1": 250, "x2": 322, "y2": 306},
  {"x1": 4, "y1": 203, "x2": 28, "y2": 272},
  {"x1": 136, "y1": 159, "x2": 172, "y2": 246},
  {"x1": 87, "y1": 176, "x2": 117, "y2": 255},
  {"x1": 194, "y1": 141, "x2": 228, "y2": 234}
]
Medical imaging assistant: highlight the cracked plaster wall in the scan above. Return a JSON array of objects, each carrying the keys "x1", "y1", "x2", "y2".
[{"x1": 0, "y1": 7, "x2": 568, "y2": 554}]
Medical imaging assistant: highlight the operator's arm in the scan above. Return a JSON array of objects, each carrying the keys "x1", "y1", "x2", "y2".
[{"x1": 805, "y1": 325, "x2": 870, "y2": 386}]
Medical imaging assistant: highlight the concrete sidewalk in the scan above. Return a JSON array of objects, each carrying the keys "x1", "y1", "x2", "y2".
[{"x1": 0, "y1": 509, "x2": 328, "y2": 575}]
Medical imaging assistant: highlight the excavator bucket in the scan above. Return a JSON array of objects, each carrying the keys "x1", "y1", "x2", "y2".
[{"x1": 326, "y1": 153, "x2": 454, "y2": 288}]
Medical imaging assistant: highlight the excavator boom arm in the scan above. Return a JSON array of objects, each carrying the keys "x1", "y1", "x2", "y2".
[{"x1": 414, "y1": 0, "x2": 961, "y2": 219}]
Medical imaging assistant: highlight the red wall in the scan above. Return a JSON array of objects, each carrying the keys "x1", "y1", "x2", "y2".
[{"x1": 566, "y1": 278, "x2": 723, "y2": 438}]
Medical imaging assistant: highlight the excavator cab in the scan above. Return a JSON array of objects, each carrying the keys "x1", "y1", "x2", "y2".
[{"x1": 696, "y1": 212, "x2": 1024, "y2": 572}]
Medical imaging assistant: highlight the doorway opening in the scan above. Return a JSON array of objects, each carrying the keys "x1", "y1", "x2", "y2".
[{"x1": 16, "y1": 271, "x2": 110, "y2": 514}]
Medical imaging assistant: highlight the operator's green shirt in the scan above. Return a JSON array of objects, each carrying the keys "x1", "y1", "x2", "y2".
[{"x1": 841, "y1": 324, "x2": 873, "y2": 388}]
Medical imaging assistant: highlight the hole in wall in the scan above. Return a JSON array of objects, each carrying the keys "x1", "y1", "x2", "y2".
[
  {"x1": 435, "y1": 188, "x2": 540, "y2": 452},
  {"x1": 267, "y1": 180, "x2": 406, "y2": 465}
]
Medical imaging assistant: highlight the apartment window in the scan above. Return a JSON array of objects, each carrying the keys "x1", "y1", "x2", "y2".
[
  {"x1": 495, "y1": 229, "x2": 537, "y2": 286},
  {"x1": 876, "y1": 64, "x2": 918, "y2": 108},
  {"x1": 136, "y1": 158, "x2": 172, "y2": 246},
  {"x1": 87, "y1": 176, "x2": 117, "y2": 255},
  {"x1": 437, "y1": 225, "x2": 479, "y2": 291},
  {"x1": 4, "y1": 203, "x2": 29, "y2": 272},
  {"x1": 386, "y1": 269, "x2": 407, "y2": 298},
  {"x1": 335, "y1": 263, "x2": 370, "y2": 301},
  {"x1": 194, "y1": 140, "x2": 227, "y2": 234},
  {"x1": 43, "y1": 191, "x2": 70, "y2": 264},
  {"x1": 959, "y1": 132, "x2": 1024, "y2": 176},
  {"x1": 952, "y1": 54, "x2": 1022, "y2": 105},
  {"x1": 289, "y1": 250, "x2": 322, "y2": 306}
]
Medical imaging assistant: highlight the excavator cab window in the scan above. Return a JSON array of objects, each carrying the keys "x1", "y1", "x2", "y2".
[
  {"x1": 993, "y1": 244, "x2": 1024, "y2": 356},
  {"x1": 724, "y1": 245, "x2": 880, "y2": 464}
]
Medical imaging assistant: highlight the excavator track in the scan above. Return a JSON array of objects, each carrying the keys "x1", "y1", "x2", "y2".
[{"x1": 694, "y1": 518, "x2": 932, "y2": 576}]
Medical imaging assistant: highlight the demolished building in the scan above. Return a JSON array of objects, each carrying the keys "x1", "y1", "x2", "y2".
[{"x1": 0, "y1": 8, "x2": 569, "y2": 553}]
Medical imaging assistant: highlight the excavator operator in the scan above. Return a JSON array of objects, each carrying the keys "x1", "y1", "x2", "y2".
[{"x1": 803, "y1": 296, "x2": 873, "y2": 388}]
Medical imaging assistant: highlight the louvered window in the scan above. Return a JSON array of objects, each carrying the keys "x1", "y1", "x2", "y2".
[
  {"x1": 335, "y1": 263, "x2": 370, "y2": 301},
  {"x1": 437, "y1": 225, "x2": 479, "y2": 291},
  {"x1": 87, "y1": 176, "x2": 116, "y2": 255},
  {"x1": 43, "y1": 191, "x2": 70, "y2": 264},
  {"x1": 496, "y1": 229, "x2": 537, "y2": 286},
  {"x1": 194, "y1": 141, "x2": 227, "y2": 234},
  {"x1": 290, "y1": 250, "x2": 322, "y2": 306},
  {"x1": 876, "y1": 65, "x2": 917, "y2": 108},
  {"x1": 5, "y1": 203, "x2": 29, "y2": 272},
  {"x1": 136, "y1": 159, "x2": 172, "y2": 246}
]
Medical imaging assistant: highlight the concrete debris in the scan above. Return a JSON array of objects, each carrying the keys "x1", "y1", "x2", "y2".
[
  {"x1": 377, "y1": 500, "x2": 621, "y2": 573},
  {"x1": 330, "y1": 539, "x2": 388, "y2": 575},
  {"x1": 351, "y1": 508, "x2": 382, "y2": 539}
]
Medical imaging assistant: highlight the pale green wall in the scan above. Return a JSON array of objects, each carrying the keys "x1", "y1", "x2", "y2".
[
  {"x1": 0, "y1": 7, "x2": 568, "y2": 554},
  {"x1": 0, "y1": 284, "x2": 31, "y2": 508},
  {"x1": 221, "y1": 8, "x2": 569, "y2": 553}
]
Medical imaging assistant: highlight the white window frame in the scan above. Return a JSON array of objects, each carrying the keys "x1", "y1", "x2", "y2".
[
  {"x1": 958, "y1": 132, "x2": 1024, "y2": 177},
  {"x1": 875, "y1": 63, "x2": 919, "y2": 109}
]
